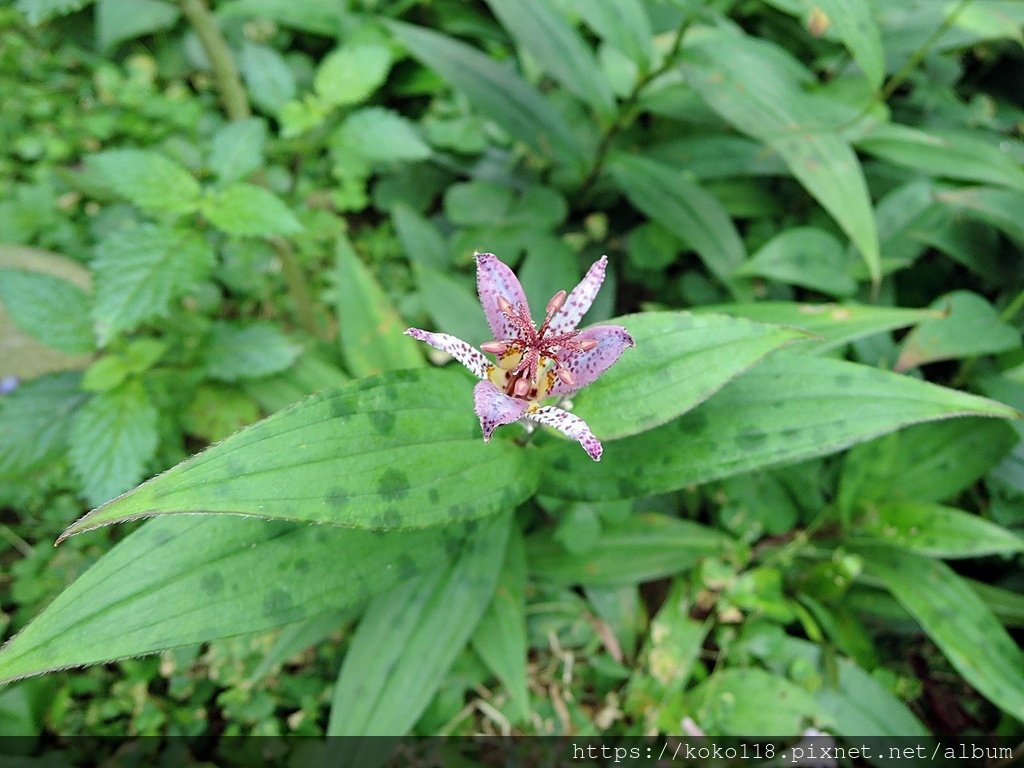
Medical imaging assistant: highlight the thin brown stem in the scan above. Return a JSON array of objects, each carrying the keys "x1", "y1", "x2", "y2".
[{"x1": 179, "y1": 0, "x2": 251, "y2": 121}]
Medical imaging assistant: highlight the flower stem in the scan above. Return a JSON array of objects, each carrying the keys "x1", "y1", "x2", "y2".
[{"x1": 179, "y1": 0, "x2": 251, "y2": 121}]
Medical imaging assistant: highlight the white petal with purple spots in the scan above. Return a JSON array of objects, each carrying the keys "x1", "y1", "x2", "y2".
[
  {"x1": 525, "y1": 405, "x2": 603, "y2": 461},
  {"x1": 475, "y1": 252, "x2": 531, "y2": 341},
  {"x1": 474, "y1": 380, "x2": 530, "y2": 441},
  {"x1": 548, "y1": 325, "x2": 636, "y2": 397},
  {"x1": 547, "y1": 256, "x2": 607, "y2": 335},
  {"x1": 404, "y1": 328, "x2": 492, "y2": 380}
]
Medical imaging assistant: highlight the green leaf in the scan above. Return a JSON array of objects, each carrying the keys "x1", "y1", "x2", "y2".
[
  {"x1": 735, "y1": 228, "x2": 857, "y2": 297},
  {"x1": 241, "y1": 348, "x2": 349, "y2": 414},
  {"x1": 0, "y1": 269, "x2": 93, "y2": 354},
  {"x1": 387, "y1": 21, "x2": 584, "y2": 170},
  {"x1": 693, "y1": 301, "x2": 940, "y2": 354},
  {"x1": 337, "y1": 108, "x2": 431, "y2": 163},
  {"x1": 217, "y1": 0, "x2": 345, "y2": 36},
  {"x1": 567, "y1": 0, "x2": 653, "y2": 69},
  {"x1": 335, "y1": 235, "x2": 423, "y2": 377},
  {"x1": 935, "y1": 186, "x2": 1024, "y2": 246},
  {"x1": 855, "y1": 544, "x2": 1024, "y2": 721},
  {"x1": 692, "y1": 668, "x2": 829, "y2": 736},
  {"x1": 208, "y1": 118, "x2": 267, "y2": 184},
  {"x1": 681, "y1": 31, "x2": 880, "y2": 283},
  {"x1": 95, "y1": 0, "x2": 179, "y2": 51},
  {"x1": 183, "y1": 384, "x2": 261, "y2": 443},
  {"x1": 609, "y1": 154, "x2": 748, "y2": 296},
  {"x1": 69, "y1": 380, "x2": 158, "y2": 507},
  {"x1": 314, "y1": 43, "x2": 392, "y2": 108},
  {"x1": 59, "y1": 369, "x2": 539, "y2": 540},
  {"x1": 573, "y1": 312, "x2": 804, "y2": 440},
  {"x1": 0, "y1": 372, "x2": 86, "y2": 478},
  {"x1": 839, "y1": 418, "x2": 1017, "y2": 509},
  {"x1": 392, "y1": 204, "x2": 448, "y2": 270},
  {"x1": 529, "y1": 514, "x2": 737, "y2": 586},
  {"x1": 483, "y1": 0, "x2": 615, "y2": 118},
  {"x1": 542, "y1": 352, "x2": 1019, "y2": 501},
  {"x1": 895, "y1": 290, "x2": 1020, "y2": 371},
  {"x1": 0, "y1": 515, "x2": 469, "y2": 683},
  {"x1": 16, "y1": 0, "x2": 94, "y2": 25},
  {"x1": 471, "y1": 526, "x2": 529, "y2": 722},
  {"x1": 238, "y1": 42, "x2": 297, "y2": 114},
  {"x1": 328, "y1": 512, "x2": 509, "y2": 736},
  {"x1": 857, "y1": 124, "x2": 1024, "y2": 193},
  {"x1": 204, "y1": 321, "x2": 300, "y2": 382},
  {"x1": 91, "y1": 224, "x2": 214, "y2": 345},
  {"x1": 856, "y1": 500, "x2": 1024, "y2": 559},
  {"x1": 86, "y1": 149, "x2": 200, "y2": 214},
  {"x1": 203, "y1": 183, "x2": 302, "y2": 237}
]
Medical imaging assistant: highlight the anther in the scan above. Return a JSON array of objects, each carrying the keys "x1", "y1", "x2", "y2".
[
  {"x1": 557, "y1": 368, "x2": 575, "y2": 386},
  {"x1": 480, "y1": 341, "x2": 507, "y2": 354},
  {"x1": 579, "y1": 339, "x2": 598, "y2": 351},
  {"x1": 514, "y1": 378, "x2": 531, "y2": 398},
  {"x1": 497, "y1": 296, "x2": 513, "y2": 314},
  {"x1": 546, "y1": 290, "x2": 567, "y2": 316}
]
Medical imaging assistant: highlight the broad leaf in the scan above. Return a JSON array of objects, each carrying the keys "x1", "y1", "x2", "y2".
[
  {"x1": 208, "y1": 118, "x2": 267, "y2": 184},
  {"x1": 59, "y1": 368, "x2": 538, "y2": 539},
  {"x1": 95, "y1": 0, "x2": 179, "y2": 51},
  {"x1": 328, "y1": 512, "x2": 510, "y2": 735},
  {"x1": 16, "y1": 0, "x2": 95, "y2": 24},
  {"x1": 681, "y1": 31, "x2": 880, "y2": 283},
  {"x1": 387, "y1": 21, "x2": 585, "y2": 171},
  {"x1": 204, "y1": 320, "x2": 301, "y2": 382},
  {"x1": 567, "y1": 0, "x2": 653, "y2": 69},
  {"x1": 338, "y1": 108, "x2": 431, "y2": 163},
  {"x1": 203, "y1": 183, "x2": 302, "y2": 237},
  {"x1": 238, "y1": 42, "x2": 296, "y2": 114},
  {"x1": 541, "y1": 352, "x2": 1019, "y2": 500},
  {"x1": 855, "y1": 544, "x2": 1024, "y2": 721},
  {"x1": 528, "y1": 514, "x2": 737, "y2": 586},
  {"x1": 335, "y1": 235, "x2": 423, "y2": 377},
  {"x1": 0, "y1": 515, "x2": 469, "y2": 683},
  {"x1": 936, "y1": 186, "x2": 1024, "y2": 246},
  {"x1": 314, "y1": 43, "x2": 391, "y2": 108},
  {"x1": 86, "y1": 149, "x2": 200, "y2": 214},
  {"x1": 0, "y1": 269, "x2": 93, "y2": 353},
  {"x1": 573, "y1": 312, "x2": 805, "y2": 440},
  {"x1": 217, "y1": 0, "x2": 345, "y2": 36},
  {"x1": 0, "y1": 372, "x2": 86, "y2": 478},
  {"x1": 735, "y1": 228, "x2": 856, "y2": 297},
  {"x1": 691, "y1": 668, "x2": 830, "y2": 736}
]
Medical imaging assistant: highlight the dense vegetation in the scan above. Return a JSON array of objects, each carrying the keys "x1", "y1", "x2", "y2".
[{"x1": 1, "y1": 0, "x2": 1023, "y2": 746}]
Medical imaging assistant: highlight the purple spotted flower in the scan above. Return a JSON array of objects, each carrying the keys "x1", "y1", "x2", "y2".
[{"x1": 405, "y1": 252, "x2": 634, "y2": 460}]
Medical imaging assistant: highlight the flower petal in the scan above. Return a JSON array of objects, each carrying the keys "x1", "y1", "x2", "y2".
[
  {"x1": 474, "y1": 380, "x2": 530, "y2": 441},
  {"x1": 525, "y1": 405, "x2": 602, "y2": 460},
  {"x1": 405, "y1": 328, "x2": 492, "y2": 379},
  {"x1": 548, "y1": 324, "x2": 635, "y2": 397},
  {"x1": 476, "y1": 252, "x2": 531, "y2": 341},
  {"x1": 548, "y1": 256, "x2": 607, "y2": 335}
]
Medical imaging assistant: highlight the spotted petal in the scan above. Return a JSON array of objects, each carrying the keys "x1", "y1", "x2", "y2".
[
  {"x1": 525, "y1": 405, "x2": 602, "y2": 461},
  {"x1": 548, "y1": 256, "x2": 607, "y2": 335},
  {"x1": 474, "y1": 380, "x2": 530, "y2": 441},
  {"x1": 405, "y1": 328, "x2": 492, "y2": 379},
  {"x1": 476, "y1": 252, "x2": 531, "y2": 341},
  {"x1": 548, "y1": 325, "x2": 636, "y2": 397}
]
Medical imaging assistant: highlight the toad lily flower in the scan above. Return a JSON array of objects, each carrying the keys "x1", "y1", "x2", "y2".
[{"x1": 405, "y1": 252, "x2": 635, "y2": 461}]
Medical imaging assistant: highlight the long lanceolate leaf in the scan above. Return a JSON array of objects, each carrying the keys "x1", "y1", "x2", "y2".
[
  {"x1": 542, "y1": 353, "x2": 1019, "y2": 501},
  {"x1": 386, "y1": 21, "x2": 585, "y2": 172},
  {"x1": 59, "y1": 369, "x2": 538, "y2": 540},
  {"x1": 0, "y1": 516, "x2": 472, "y2": 683},
  {"x1": 681, "y1": 31, "x2": 881, "y2": 284}
]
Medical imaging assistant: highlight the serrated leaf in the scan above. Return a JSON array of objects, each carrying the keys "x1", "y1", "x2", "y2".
[
  {"x1": 335, "y1": 235, "x2": 422, "y2": 377},
  {"x1": 529, "y1": 514, "x2": 736, "y2": 586},
  {"x1": 86, "y1": 149, "x2": 200, "y2": 214},
  {"x1": 91, "y1": 224, "x2": 214, "y2": 345},
  {"x1": 471, "y1": 526, "x2": 529, "y2": 722},
  {"x1": 208, "y1": 118, "x2": 267, "y2": 184},
  {"x1": 0, "y1": 372, "x2": 86, "y2": 478},
  {"x1": 337, "y1": 108, "x2": 431, "y2": 163},
  {"x1": 735, "y1": 228, "x2": 856, "y2": 297},
  {"x1": 0, "y1": 515, "x2": 470, "y2": 683},
  {"x1": 314, "y1": 43, "x2": 391, "y2": 107},
  {"x1": 69, "y1": 380, "x2": 158, "y2": 507},
  {"x1": 387, "y1": 21, "x2": 585, "y2": 171},
  {"x1": 681, "y1": 31, "x2": 879, "y2": 283},
  {"x1": 856, "y1": 500, "x2": 1024, "y2": 558},
  {"x1": 203, "y1": 183, "x2": 301, "y2": 237},
  {"x1": 542, "y1": 352, "x2": 1019, "y2": 501},
  {"x1": 238, "y1": 42, "x2": 296, "y2": 114},
  {"x1": 855, "y1": 544, "x2": 1024, "y2": 721},
  {"x1": 609, "y1": 154, "x2": 748, "y2": 297},
  {"x1": 327, "y1": 512, "x2": 510, "y2": 736},
  {"x1": 0, "y1": 269, "x2": 93, "y2": 353},
  {"x1": 693, "y1": 302, "x2": 940, "y2": 354},
  {"x1": 59, "y1": 369, "x2": 539, "y2": 540},
  {"x1": 573, "y1": 312, "x2": 804, "y2": 440},
  {"x1": 895, "y1": 290, "x2": 1020, "y2": 371},
  {"x1": 204, "y1": 321, "x2": 300, "y2": 382},
  {"x1": 95, "y1": 0, "x2": 179, "y2": 51},
  {"x1": 483, "y1": 0, "x2": 616, "y2": 118}
]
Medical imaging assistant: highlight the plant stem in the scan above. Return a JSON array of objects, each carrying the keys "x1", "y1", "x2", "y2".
[
  {"x1": 179, "y1": 0, "x2": 251, "y2": 121},
  {"x1": 272, "y1": 236, "x2": 319, "y2": 337}
]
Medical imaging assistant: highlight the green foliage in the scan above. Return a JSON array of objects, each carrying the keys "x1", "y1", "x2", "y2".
[{"x1": 2, "y1": 0, "x2": 1023, "y2": 745}]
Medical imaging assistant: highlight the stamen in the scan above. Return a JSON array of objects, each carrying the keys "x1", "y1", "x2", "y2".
[
  {"x1": 513, "y1": 377, "x2": 531, "y2": 398},
  {"x1": 557, "y1": 368, "x2": 575, "y2": 386},
  {"x1": 480, "y1": 341, "x2": 507, "y2": 354},
  {"x1": 546, "y1": 290, "x2": 567, "y2": 316},
  {"x1": 579, "y1": 339, "x2": 598, "y2": 352},
  {"x1": 497, "y1": 296, "x2": 513, "y2": 314}
]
